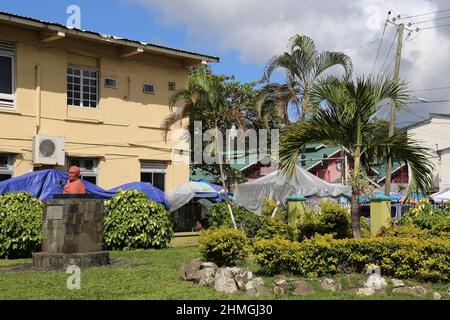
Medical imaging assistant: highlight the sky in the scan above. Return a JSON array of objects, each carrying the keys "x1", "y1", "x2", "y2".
[{"x1": 1, "y1": 0, "x2": 449, "y2": 126}]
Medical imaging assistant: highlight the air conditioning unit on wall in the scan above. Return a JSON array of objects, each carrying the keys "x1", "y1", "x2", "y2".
[{"x1": 32, "y1": 135, "x2": 65, "y2": 166}]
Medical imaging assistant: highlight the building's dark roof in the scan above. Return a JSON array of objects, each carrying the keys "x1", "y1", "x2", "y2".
[
  {"x1": 404, "y1": 112, "x2": 450, "y2": 130},
  {"x1": 0, "y1": 11, "x2": 219, "y2": 62}
]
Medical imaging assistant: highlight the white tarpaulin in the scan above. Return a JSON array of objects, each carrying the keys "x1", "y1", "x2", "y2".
[
  {"x1": 430, "y1": 188, "x2": 450, "y2": 202},
  {"x1": 166, "y1": 181, "x2": 221, "y2": 212},
  {"x1": 233, "y1": 165, "x2": 352, "y2": 214}
]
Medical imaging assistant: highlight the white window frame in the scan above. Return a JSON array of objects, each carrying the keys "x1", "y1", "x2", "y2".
[
  {"x1": 140, "y1": 161, "x2": 166, "y2": 190},
  {"x1": 67, "y1": 65, "x2": 99, "y2": 108},
  {"x1": 0, "y1": 43, "x2": 16, "y2": 109}
]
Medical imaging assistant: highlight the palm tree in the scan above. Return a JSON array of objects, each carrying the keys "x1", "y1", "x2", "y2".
[
  {"x1": 279, "y1": 76, "x2": 434, "y2": 238},
  {"x1": 162, "y1": 66, "x2": 242, "y2": 229},
  {"x1": 259, "y1": 35, "x2": 353, "y2": 122}
]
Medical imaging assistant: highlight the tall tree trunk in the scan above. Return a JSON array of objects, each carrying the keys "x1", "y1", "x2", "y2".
[
  {"x1": 352, "y1": 115, "x2": 362, "y2": 238},
  {"x1": 215, "y1": 125, "x2": 237, "y2": 229},
  {"x1": 351, "y1": 192, "x2": 361, "y2": 239}
]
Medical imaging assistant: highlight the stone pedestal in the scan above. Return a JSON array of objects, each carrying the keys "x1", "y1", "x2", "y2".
[{"x1": 32, "y1": 197, "x2": 109, "y2": 269}]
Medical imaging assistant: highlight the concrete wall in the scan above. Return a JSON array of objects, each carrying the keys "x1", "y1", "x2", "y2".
[
  {"x1": 0, "y1": 22, "x2": 193, "y2": 190},
  {"x1": 407, "y1": 115, "x2": 450, "y2": 191}
]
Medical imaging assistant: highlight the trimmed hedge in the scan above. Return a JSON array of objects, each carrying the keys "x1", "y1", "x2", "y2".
[
  {"x1": 103, "y1": 189, "x2": 173, "y2": 250},
  {"x1": 253, "y1": 235, "x2": 450, "y2": 282},
  {"x1": 198, "y1": 227, "x2": 250, "y2": 266},
  {"x1": 0, "y1": 192, "x2": 43, "y2": 258}
]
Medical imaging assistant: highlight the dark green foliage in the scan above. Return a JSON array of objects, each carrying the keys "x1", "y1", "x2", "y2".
[
  {"x1": 208, "y1": 202, "x2": 264, "y2": 238},
  {"x1": 198, "y1": 227, "x2": 250, "y2": 266},
  {"x1": 253, "y1": 235, "x2": 450, "y2": 282},
  {"x1": 0, "y1": 192, "x2": 43, "y2": 258},
  {"x1": 297, "y1": 201, "x2": 352, "y2": 240},
  {"x1": 103, "y1": 189, "x2": 173, "y2": 250}
]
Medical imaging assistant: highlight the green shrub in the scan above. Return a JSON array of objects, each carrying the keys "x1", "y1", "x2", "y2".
[
  {"x1": 198, "y1": 227, "x2": 250, "y2": 266},
  {"x1": 252, "y1": 236, "x2": 450, "y2": 282},
  {"x1": 254, "y1": 219, "x2": 296, "y2": 241},
  {"x1": 297, "y1": 200, "x2": 351, "y2": 240},
  {"x1": 0, "y1": 192, "x2": 43, "y2": 258},
  {"x1": 398, "y1": 199, "x2": 449, "y2": 229},
  {"x1": 261, "y1": 198, "x2": 286, "y2": 222},
  {"x1": 208, "y1": 202, "x2": 264, "y2": 238},
  {"x1": 103, "y1": 189, "x2": 173, "y2": 250}
]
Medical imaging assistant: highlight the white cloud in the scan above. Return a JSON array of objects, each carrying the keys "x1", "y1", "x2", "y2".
[{"x1": 132, "y1": 0, "x2": 450, "y2": 120}]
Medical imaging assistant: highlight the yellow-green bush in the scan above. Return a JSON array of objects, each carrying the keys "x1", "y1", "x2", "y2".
[
  {"x1": 252, "y1": 236, "x2": 450, "y2": 282},
  {"x1": 198, "y1": 227, "x2": 250, "y2": 266},
  {"x1": 0, "y1": 192, "x2": 44, "y2": 258},
  {"x1": 296, "y1": 201, "x2": 352, "y2": 240},
  {"x1": 103, "y1": 189, "x2": 173, "y2": 250},
  {"x1": 254, "y1": 219, "x2": 296, "y2": 241}
]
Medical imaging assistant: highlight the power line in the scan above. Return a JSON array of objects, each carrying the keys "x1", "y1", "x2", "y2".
[
  {"x1": 371, "y1": 19, "x2": 388, "y2": 75},
  {"x1": 420, "y1": 22, "x2": 450, "y2": 30},
  {"x1": 408, "y1": 14, "x2": 450, "y2": 25},
  {"x1": 382, "y1": 32, "x2": 411, "y2": 76},
  {"x1": 397, "y1": 8, "x2": 450, "y2": 20},
  {"x1": 378, "y1": 28, "x2": 398, "y2": 74}
]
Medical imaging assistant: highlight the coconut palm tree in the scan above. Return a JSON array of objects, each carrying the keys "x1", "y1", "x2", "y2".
[
  {"x1": 162, "y1": 66, "x2": 244, "y2": 229},
  {"x1": 279, "y1": 76, "x2": 434, "y2": 238},
  {"x1": 259, "y1": 35, "x2": 353, "y2": 122}
]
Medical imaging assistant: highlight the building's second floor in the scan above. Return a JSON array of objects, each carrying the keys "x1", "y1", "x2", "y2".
[{"x1": 0, "y1": 11, "x2": 218, "y2": 143}]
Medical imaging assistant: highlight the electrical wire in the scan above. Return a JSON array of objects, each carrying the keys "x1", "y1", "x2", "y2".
[
  {"x1": 397, "y1": 8, "x2": 450, "y2": 20},
  {"x1": 371, "y1": 18, "x2": 388, "y2": 75},
  {"x1": 420, "y1": 22, "x2": 450, "y2": 30},
  {"x1": 408, "y1": 14, "x2": 450, "y2": 25},
  {"x1": 378, "y1": 28, "x2": 398, "y2": 74}
]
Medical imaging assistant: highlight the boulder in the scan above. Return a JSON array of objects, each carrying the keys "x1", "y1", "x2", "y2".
[
  {"x1": 273, "y1": 285, "x2": 285, "y2": 296},
  {"x1": 201, "y1": 262, "x2": 218, "y2": 269},
  {"x1": 194, "y1": 268, "x2": 216, "y2": 286},
  {"x1": 393, "y1": 286, "x2": 427, "y2": 296},
  {"x1": 433, "y1": 292, "x2": 442, "y2": 300},
  {"x1": 357, "y1": 288, "x2": 375, "y2": 296},
  {"x1": 233, "y1": 268, "x2": 253, "y2": 290},
  {"x1": 179, "y1": 264, "x2": 200, "y2": 281},
  {"x1": 189, "y1": 259, "x2": 203, "y2": 270},
  {"x1": 320, "y1": 278, "x2": 342, "y2": 291},
  {"x1": 246, "y1": 284, "x2": 270, "y2": 297},
  {"x1": 214, "y1": 268, "x2": 238, "y2": 294},
  {"x1": 292, "y1": 281, "x2": 314, "y2": 295},
  {"x1": 391, "y1": 279, "x2": 405, "y2": 288},
  {"x1": 274, "y1": 275, "x2": 287, "y2": 286},
  {"x1": 364, "y1": 274, "x2": 387, "y2": 290}
]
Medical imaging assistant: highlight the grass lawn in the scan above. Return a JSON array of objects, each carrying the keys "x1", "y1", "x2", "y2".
[{"x1": 0, "y1": 247, "x2": 447, "y2": 300}]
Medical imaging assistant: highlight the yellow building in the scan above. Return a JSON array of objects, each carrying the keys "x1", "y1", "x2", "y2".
[{"x1": 0, "y1": 12, "x2": 218, "y2": 191}]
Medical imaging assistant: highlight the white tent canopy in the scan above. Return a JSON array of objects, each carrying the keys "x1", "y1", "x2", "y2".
[
  {"x1": 233, "y1": 165, "x2": 352, "y2": 214},
  {"x1": 430, "y1": 188, "x2": 450, "y2": 202}
]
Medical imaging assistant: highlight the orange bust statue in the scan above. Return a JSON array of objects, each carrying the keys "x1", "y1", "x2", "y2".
[{"x1": 63, "y1": 165, "x2": 86, "y2": 194}]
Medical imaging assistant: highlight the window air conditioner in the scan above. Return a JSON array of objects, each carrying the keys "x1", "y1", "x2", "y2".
[{"x1": 32, "y1": 135, "x2": 65, "y2": 166}]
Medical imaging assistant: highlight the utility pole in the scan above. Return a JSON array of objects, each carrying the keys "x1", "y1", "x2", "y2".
[{"x1": 384, "y1": 22, "x2": 404, "y2": 196}]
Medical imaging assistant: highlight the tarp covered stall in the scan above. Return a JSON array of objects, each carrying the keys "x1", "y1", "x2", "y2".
[
  {"x1": 430, "y1": 188, "x2": 450, "y2": 202},
  {"x1": 0, "y1": 169, "x2": 168, "y2": 207},
  {"x1": 233, "y1": 165, "x2": 351, "y2": 214},
  {"x1": 165, "y1": 181, "x2": 225, "y2": 212}
]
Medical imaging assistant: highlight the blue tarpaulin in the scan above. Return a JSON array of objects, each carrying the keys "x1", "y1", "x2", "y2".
[{"x1": 0, "y1": 169, "x2": 168, "y2": 207}]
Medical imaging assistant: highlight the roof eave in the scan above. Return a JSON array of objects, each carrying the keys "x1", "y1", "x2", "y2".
[{"x1": 0, "y1": 12, "x2": 219, "y2": 63}]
